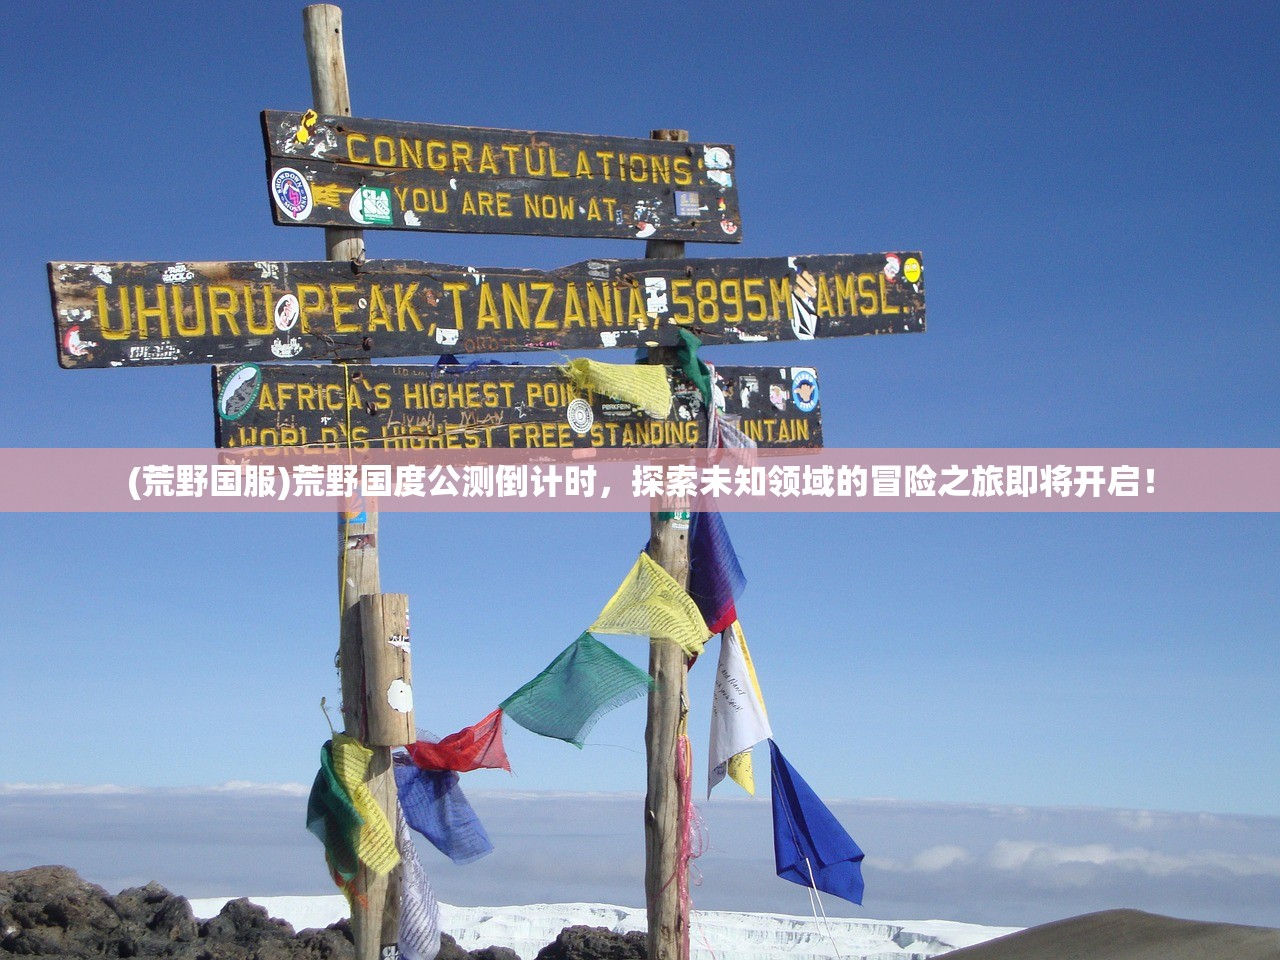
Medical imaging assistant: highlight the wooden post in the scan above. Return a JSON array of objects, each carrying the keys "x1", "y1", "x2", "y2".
[
  {"x1": 360, "y1": 594, "x2": 415, "y2": 747},
  {"x1": 304, "y1": 7, "x2": 400, "y2": 960},
  {"x1": 643, "y1": 127, "x2": 692, "y2": 960}
]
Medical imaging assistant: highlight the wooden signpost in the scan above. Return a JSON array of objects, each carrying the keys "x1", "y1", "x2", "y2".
[
  {"x1": 262, "y1": 110, "x2": 743, "y2": 242},
  {"x1": 211, "y1": 361, "x2": 823, "y2": 450},
  {"x1": 51, "y1": 252, "x2": 924, "y2": 368},
  {"x1": 47, "y1": 7, "x2": 925, "y2": 960}
]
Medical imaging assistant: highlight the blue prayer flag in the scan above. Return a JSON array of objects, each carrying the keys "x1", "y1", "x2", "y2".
[
  {"x1": 393, "y1": 755, "x2": 493, "y2": 865},
  {"x1": 768, "y1": 739, "x2": 865, "y2": 905},
  {"x1": 688, "y1": 509, "x2": 746, "y2": 633}
]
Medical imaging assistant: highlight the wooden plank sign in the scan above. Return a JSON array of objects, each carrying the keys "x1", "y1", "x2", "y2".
[
  {"x1": 212, "y1": 362, "x2": 823, "y2": 450},
  {"x1": 262, "y1": 110, "x2": 742, "y2": 243},
  {"x1": 51, "y1": 253, "x2": 923, "y2": 368}
]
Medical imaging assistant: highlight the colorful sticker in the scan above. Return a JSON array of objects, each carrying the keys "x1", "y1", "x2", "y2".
[
  {"x1": 707, "y1": 170, "x2": 733, "y2": 189},
  {"x1": 883, "y1": 254, "x2": 901, "y2": 281},
  {"x1": 703, "y1": 146, "x2": 732, "y2": 170},
  {"x1": 218, "y1": 364, "x2": 262, "y2": 421},
  {"x1": 62, "y1": 326, "x2": 97, "y2": 358},
  {"x1": 769, "y1": 383, "x2": 788, "y2": 411},
  {"x1": 349, "y1": 184, "x2": 393, "y2": 225},
  {"x1": 674, "y1": 191, "x2": 701, "y2": 217},
  {"x1": 271, "y1": 167, "x2": 312, "y2": 221},
  {"x1": 903, "y1": 257, "x2": 922, "y2": 283},
  {"x1": 274, "y1": 294, "x2": 300, "y2": 332},
  {"x1": 791, "y1": 367, "x2": 819, "y2": 413},
  {"x1": 644, "y1": 277, "x2": 669, "y2": 314},
  {"x1": 720, "y1": 219, "x2": 739, "y2": 235},
  {"x1": 295, "y1": 109, "x2": 318, "y2": 144},
  {"x1": 566, "y1": 398, "x2": 594, "y2": 435},
  {"x1": 271, "y1": 337, "x2": 302, "y2": 358}
]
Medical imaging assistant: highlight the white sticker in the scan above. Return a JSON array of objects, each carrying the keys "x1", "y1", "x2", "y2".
[{"x1": 386, "y1": 679, "x2": 413, "y2": 713}]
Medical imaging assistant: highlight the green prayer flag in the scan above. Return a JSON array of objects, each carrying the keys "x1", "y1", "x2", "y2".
[
  {"x1": 306, "y1": 740, "x2": 364, "y2": 881},
  {"x1": 675, "y1": 328, "x2": 713, "y2": 404},
  {"x1": 500, "y1": 632, "x2": 653, "y2": 748}
]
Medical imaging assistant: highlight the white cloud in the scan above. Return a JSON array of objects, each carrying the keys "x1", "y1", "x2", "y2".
[
  {"x1": 911, "y1": 845, "x2": 973, "y2": 872},
  {"x1": 988, "y1": 839, "x2": 1280, "y2": 878}
]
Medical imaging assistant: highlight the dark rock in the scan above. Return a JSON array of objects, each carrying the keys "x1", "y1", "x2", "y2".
[
  {"x1": 434, "y1": 932, "x2": 470, "y2": 960},
  {"x1": 533, "y1": 925, "x2": 647, "y2": 960},
  {"x1": 470, "y1": 947, "x2": 521, "y2": 960},
  {"x1": 199, "y1": 898, "x2": 295, "y2": 939}
]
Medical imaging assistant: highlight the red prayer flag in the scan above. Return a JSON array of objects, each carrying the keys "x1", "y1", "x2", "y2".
[{"x1": 406, "y1": 708, "x2": 510, "y2": 773}]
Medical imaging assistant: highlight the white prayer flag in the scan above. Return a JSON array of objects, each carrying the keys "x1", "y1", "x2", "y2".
[{"x1": 707, "y1": 621, "x2": 772, "y2": 797}]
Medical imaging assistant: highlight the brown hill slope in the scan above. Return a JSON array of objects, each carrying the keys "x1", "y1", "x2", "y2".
[{"x1": 946, "y1": 908, "x2": 1280, "y2": 960}]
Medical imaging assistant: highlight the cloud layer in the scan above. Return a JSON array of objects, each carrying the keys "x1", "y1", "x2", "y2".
[{"x1": 2, "y1": 786, "x2": 1278, "y2": 929}]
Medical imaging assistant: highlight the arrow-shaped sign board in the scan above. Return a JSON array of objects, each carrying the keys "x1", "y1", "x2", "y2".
[
  {"x1": 52, "y1": 254, "x2": 923, "y2": 369},
  {"x1": 262, "y1": 110, "x2": 743, "y2": 243},
  {"x1": 213, "y1": 362, "x2": 822, "y2": 451}
]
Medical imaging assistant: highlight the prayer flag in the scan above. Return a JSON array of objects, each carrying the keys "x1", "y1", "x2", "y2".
[
  {"x1": 565, "y1": 358, "x2": 672, "y2": 419},
  {"x1": 406, "y1": 708, "x2": 510, "y2": 773},
  {"x1": 330, "y1": 733, "x2": 401, "y2": 875},
  {"x1": 769, "y1": 739, "x2": 865, "y2": 905},
  {"x1": 590, "y1": 553, "x2": 710, "y2": 656},
  {"x1": 394, "y1": 756, "x2": 494, "y2": 865},
  {"x1": 688, "y1": 510, "x2": 746, "y2": 634},
  {"x1": 708, "y1": 622, "x2": 772, "y2": 797},
  {"x1": 305, "y1": 739, "x2": 363, "y2": 881},
  {"x1": 395, "y1": 803, "x2": 442, "y2": 960},
  {"x1": 501, "y1": 632, "x2": 652, "y2": 747}
]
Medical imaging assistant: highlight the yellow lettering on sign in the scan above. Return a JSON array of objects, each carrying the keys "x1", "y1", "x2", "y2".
[
  {"x1": 373, "y1": 136, "x2": 396, "y2": 167},
  {"x1": 133, "y1": 284, "x2": 171, "y2": 339},
  {"x1": 501, "y1": 282, "x2": 530, "y2": 329},
  {"x1": 814, "y1": 274, "x2": 834, "y2": 318},
  {"x1": 297, "y1": 285, "x2": 326, "y2": 333},
  {"x1": 399, "y1": 138, "x2": 424, "y2": 169},
  {"x1": 346, "y1": 133, "x2": 370, "y2": 164},
  {"x1": 443, "y1": 282, "x2": 468, "y2": 328},
  {"x1": 834, "y1": 274, "x2": 858, "y2": 315},
  {"x1": 477, "y1": 284, "x2": 498, "y2": 330},
  {"x1": 768, "y1": 277, "x2": 792, "y2": 321},
  {"x1": 394, "y1": 284, "x2": 422, "y2": 332},
  {"x1": 879, "y1": 273, "x2": 900, "y2": 314},
  {"x1": 857, "y1": 273, "x2": 879, "y2": 315},
  {"x1": 368, "y1": 284, "x2": 393, "y2": 332},
  {"x1": 478, "y1": 143, "x2": 500, "y2": 175},
  {"x1": 331, "y1": 283, "x2": 359, "y2": 333},
  {"x1": 576, "y1": 151, "x2": 593, "y2": 177},
  {"x1": 451, "y1": 141, "x2": 474, "y2": 173},
  {"x1": 173, "y1": 287, "x2": 205, "y2": 337},
  {"x1": 564, "y1": 283, "x2": 585, "y2": 327},
  {"x1": 208, "y1": 286, "x2": 239, "y2": 336},
  {"x1": 532, "y1": 282, "x2": 556, "y2": 328},
  {"x1": 587, "y1": 282, "x2": 613, "y2": 327},
  {"x1": 97, "y1": 287, "x2": 129, "y2": 339}
]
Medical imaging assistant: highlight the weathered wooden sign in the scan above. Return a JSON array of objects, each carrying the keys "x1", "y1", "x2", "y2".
[
  {"x1": 261, "y1": 110, "x2": 742, "y2": 243},
  {"x1": 51, "y1": 253, "x2": 924, "y2": 368},
  {"x1": 212, "y1": 362, "x2": 823, "y2": 450}
]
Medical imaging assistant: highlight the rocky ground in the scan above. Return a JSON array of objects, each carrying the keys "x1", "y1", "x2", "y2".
[{"x1": 0, "y1": 867, "x2": 645, "y2": 960}]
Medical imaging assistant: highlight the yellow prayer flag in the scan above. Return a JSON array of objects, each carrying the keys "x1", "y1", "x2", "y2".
[
  {"x1": 591, "y1": 553, "x2": 709, "y2": 656},
  {"x1": 727, "y1": 750, "x2": 755, "y2": 795},
  {"x1": 564, "y1": 359, "x2": 672, "y2": 419},
  {"x1": 331, "y1": 733, "x2": 401, "y2": 876}
]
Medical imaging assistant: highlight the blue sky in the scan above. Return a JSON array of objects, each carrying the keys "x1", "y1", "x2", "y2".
[{"x1": 1, "y1": 0, "x2": 1277, "y2": 925}]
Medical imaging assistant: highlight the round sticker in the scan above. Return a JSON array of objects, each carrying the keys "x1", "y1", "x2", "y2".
[
  {"x1": 218, "y1": 364, "x2": 262, "y2": 421},
  {"x1": 271, "y1": 167, "x2": 312, "y2": 221},
  {"x1": 566, "y1": 398, "x2": 594, "y2": 435},
  {"x1": 703, "y1": 146, "x2": 732, "y2": 170},
  {"x1": 274, "y1": 294, "x2": 300, "y2": 332},
  {"x1": 791, "y1": 367, "x2": 820, "y2": 413},
  {"x1": 903, "y1": 256, "x2": 922, "y2": 283},
  {"x1": 883, "y1": 254, "x2": 901, "y2": 281}
]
